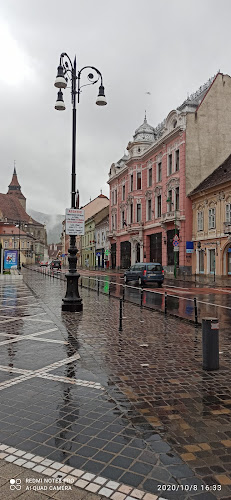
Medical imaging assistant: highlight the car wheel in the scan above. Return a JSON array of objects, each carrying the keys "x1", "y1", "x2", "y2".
[{"x1": 138, "y1": 277, "x2": 143, "y2": 287}]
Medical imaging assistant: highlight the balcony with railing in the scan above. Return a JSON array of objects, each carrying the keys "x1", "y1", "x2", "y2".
[{"x1": 161, "y1": 210, "x2": 180, "y2": 223}]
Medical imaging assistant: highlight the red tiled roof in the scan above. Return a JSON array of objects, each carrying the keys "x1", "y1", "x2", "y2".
[
  {"x1": 0, "y1": 194, "x2": 43, "y2": 226},
  {"x1": 7, "y1": 169, "x2": 26, "y2": 199},
  {"x1": 8, "y1": 170, "x2": 20, "y2": 188},
  {"x1": 0, "y1": 224, "x2": 30, "y2": 237}
]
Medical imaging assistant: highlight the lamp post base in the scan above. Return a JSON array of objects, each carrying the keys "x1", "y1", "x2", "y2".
[{"x1": 62, "y1": 272, "x2": 83, "y2": 312}]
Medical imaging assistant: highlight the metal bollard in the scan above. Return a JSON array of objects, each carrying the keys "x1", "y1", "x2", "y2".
[
  {"x1": 97, "y1": 280, "x2": 100, "y2": 295},
  {"x1": 119, "y1": 298, "x2": 123, "y2": 331},
  {"x1": 122, "y1": 287, "x2": 125, "y2": 302},
  {"x1": 164, "y1": 292, "x2": 167, "y2": 315},
  {"x1": 194, "y1": 297, "x2": 198, "y2": 325},
  {"x1": 140, "y1": 289, "x2": 143, "y2": 308},
  {"x1": 202, "y1": 318, "x2": 219, "y2": 371}
]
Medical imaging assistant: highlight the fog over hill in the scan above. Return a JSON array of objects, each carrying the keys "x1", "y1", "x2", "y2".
[{"x1": 27, "y1": 209, "x2": 64, "y2": 244}]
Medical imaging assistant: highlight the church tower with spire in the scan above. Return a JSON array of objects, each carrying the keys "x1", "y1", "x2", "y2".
[{"x1": 7, "y1": 167, "x2": 26, "y2": 211}]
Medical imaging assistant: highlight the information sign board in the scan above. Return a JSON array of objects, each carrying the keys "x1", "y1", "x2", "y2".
[
  {"x1": 65, "y1": 209, "x2": 84, "y2": 236},
  {"x1": 4, "y1": 250, "x2": 18, "y2": 269}
]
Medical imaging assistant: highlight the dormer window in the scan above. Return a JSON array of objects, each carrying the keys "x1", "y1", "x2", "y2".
[
  {"x1": 138, "y1": 147, "x2": 141, "y2": 153},
  {"x1": 173, "y1": 119, "x2": 177, "y2": 128}
]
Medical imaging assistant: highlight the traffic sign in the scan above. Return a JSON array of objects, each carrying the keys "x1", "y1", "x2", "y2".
[
  {"x1": 174, "y1": 246, "x2": 179, "y2": 252},
  {"x1": 173, "y1": 235, "x2": 179, "y2": 242},
  {"x1": 173, "y1": 240, "x2": 179, "y2": 246}
]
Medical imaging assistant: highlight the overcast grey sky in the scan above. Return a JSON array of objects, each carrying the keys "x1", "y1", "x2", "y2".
[{"x1": 0, "y1": 0, "x2": 230, "y2": 214}]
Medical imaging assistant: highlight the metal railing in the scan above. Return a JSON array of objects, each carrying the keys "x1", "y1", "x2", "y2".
[{"x1": 23, "y1": 265, "x2": 231, "y2": 327}]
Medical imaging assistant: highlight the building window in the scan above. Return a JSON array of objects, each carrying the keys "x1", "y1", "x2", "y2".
[
  {"x1": 157, "y1": 195, "x2": 161, "y2": 218},
  {"x1": 208, "y1": 208, "x2": 216, "y2": 229},
  {"x1": 175, "y1": 150, "x2": 179, "y2": 171},
  {"x1": 115, "y1": 213, "x2": 117, "y2": 230},
  {"x1": 111, "y1": 215, "x2": 114, "y2": 230},
  {"x1": 115, "y1": 189, "x2": 117, "y2": 204},
  {"x1": 199, "y1": 250, "x2": 204, "y2": 273},
  {"x1": 14, "y1": 240, "x2": 17, "y2": 248},
  {"x1": 167, "y1": 190, "x2": 172, "y2": 212},
  {"x1": 197, "y1": 211, "x2": 204, "y2": 231},
  {"x1": 27, "y1": 241, "x2": 30, "y2": 249},
  {"x1": 121, "y1": 211, "x2": 125, "y2": 229},
  {"x1": 137, "y1": 172, "x2": 141, "y2": 190},
  {"x1": 130, "y1": 203, "x2": 133, "y2": 224},
  {"x1": 137, "y1": 203, "x2": 141, "y2": 222},
  {"x1": 175, "y1": 187, "x2": 179, "y2": 210},
  {"x1": 130, "y1": 174, "x2": 133, "y2": 191},
  {"x1": 122, "y1": 184, "x2": 125, "y2": 201},
  {"x1": 111, "y1": 191, "x2": 114, "y2": 206},
  {"x1": 168, "y1": 154, "x2": 172, "y2": 176},
  {"x1": 148, "y1": 168, "x2": 152, "y2": 187},
  {"x1": 209, "y1": 249, "x2": 215, "y2": 273},
  {"x1": 226, "y1": 203, "x2": 231, "y2": 223},
  {"x1": 147, "y1": 199, "x2": 152, "y2": 221},
  {"x1": 157, "y1": 162, "x2": 162, "y2": 182},
  {"x1": 4, "y1": 241, "x2": 7, "y2": 248}
]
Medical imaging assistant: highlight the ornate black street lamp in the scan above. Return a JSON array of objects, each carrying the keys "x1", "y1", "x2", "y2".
[{"x1": 54, "y1": 53, "x2": 107, "y2": 312}]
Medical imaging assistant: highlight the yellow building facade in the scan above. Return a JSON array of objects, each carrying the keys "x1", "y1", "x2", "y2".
[{"x1": 190, "y1": 154, "x2": 231, "y2": 276}]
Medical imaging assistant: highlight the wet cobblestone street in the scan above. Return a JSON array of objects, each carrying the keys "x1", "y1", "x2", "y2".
[{"x1": 0, "y1": 269, "x2": 231, "y2": 499}]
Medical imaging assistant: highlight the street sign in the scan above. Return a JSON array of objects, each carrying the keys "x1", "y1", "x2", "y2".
[
  {"x1": 173, "y1": 240, "x2": 179, "y2": 246},
  {"x1": 173, "y1": 235, "x2": 179, "y2": 242},
  {"x1": 96, "y1": 252, "x2": 101, "y2": 257},
  {"x1": 65, "y1": 209, "x2": 85, "y2": 236},
  {"x1": 174, "y1": 246, "x2": 179, "y2": 252}
]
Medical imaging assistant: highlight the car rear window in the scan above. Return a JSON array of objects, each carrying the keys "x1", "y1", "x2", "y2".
[
  {"x1": 134, "y1": 264, "x2": 146, "y2": 271},
  {"x1": 147, "y1": 264, "x2": 162, "y2": 271}
]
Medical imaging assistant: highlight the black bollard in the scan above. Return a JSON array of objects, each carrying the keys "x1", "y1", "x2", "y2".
[
  {"x1": 164, "y1": 292, "x2": 167, "y2": 315},
  {"x1": 108, "y1": 283, "x2": 111, "y2": 298},
  {"x1": 194, "y1": 297, "x2": 198, "y2": 325},
  {"x1": 202, "y1": 318, "x2": 219, "y2": 370},
  {"x1": 122, "y1": 287, "x2": 125, "y2": 302},
  {"x1": 140, "y1": 289, "x2": 143, "y2": 308},
  {"x1": 119, "y1": 298, "x2": 123, "y2": 331}
]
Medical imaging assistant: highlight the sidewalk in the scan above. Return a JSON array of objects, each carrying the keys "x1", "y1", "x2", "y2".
[{"x1": 0, "y1": 270, "x2": 230, "y2": 499}]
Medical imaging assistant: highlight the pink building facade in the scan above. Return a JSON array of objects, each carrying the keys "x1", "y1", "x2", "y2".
[{"x1": 108, "y1": 114, "x2": 193, "y2": 273}]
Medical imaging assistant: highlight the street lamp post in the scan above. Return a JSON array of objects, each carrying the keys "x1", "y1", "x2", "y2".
[{"x1": 54, "y1": 53, "x2": 107, "y2": 312}]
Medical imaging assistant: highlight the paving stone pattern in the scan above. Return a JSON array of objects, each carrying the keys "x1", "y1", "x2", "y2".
[{"x1": 0, "y1": 270, "x2": 230, "y2": 498}]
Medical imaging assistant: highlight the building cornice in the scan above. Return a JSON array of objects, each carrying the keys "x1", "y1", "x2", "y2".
[{"x1": 108, "y1": 126, "x2": 185, "y2": 184}]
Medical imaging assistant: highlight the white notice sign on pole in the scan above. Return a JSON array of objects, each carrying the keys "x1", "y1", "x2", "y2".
[{"x1": 65, "y1": 209, "x2": 85, "y2": 236}]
